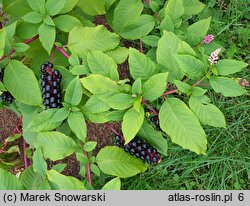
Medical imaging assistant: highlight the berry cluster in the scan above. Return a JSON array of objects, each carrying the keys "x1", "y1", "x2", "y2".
[
  {"x1": 40, "y1": 62, "x2": 62, "y2": 109},
  {"x1": 145, "y1": 108, "x2": 160, "y2": 130},
  {"x1": 115, "y1": 135, "x2": 161, "y2": 165},
  {"x1": 0, "y1": 68, "x2": 14, "y2": 104}
]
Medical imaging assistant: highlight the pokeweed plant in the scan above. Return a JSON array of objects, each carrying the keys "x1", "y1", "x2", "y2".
[{"x1": 0, "y1": 0, "x2": 248, "y2": 190}]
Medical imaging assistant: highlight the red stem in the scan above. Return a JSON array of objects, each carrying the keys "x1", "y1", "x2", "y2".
[
  {"x1": 139, "y1": 39, "x2": 144, "y2": 53},
  {"x1": 106, "y1": 123, "x2": 125, "y2": 141},
  {"x1": 56, "y1": 46, "x2": 70, "y2": 59},
  {"x1": 141, "y1": 99, "x2": 158, "y2": 115},
  {"x1": 82, "y1": 143, "x2": 92, "y2": 185},
  {"x1": 162, "y1": 89, "x2": 178, "y2": 96},
  {"x1": 0, "y1": 35, "x2": 39, "y2": 61}
]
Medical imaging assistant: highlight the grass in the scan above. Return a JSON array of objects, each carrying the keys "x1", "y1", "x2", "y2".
[{"x1": 94, "y1": 0, "x2": 250, "y2": 190}]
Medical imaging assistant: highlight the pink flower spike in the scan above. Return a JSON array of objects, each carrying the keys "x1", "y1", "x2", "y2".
[
  {"x1": 208, "y1": 48, "x2": 221, "y2": 65},
  {"x1": 203, "y1": 34, "x2": 214, "y2": 44}
]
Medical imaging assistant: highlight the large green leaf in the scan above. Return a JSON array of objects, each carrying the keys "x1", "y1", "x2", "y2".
[
  {"x1": 159, "y1": 98, "x2": 207, "y2": 154},
  {"x1": 119, "y1": 15, "x2": 155, "y2": 40},
  {"x1": 25, "y1": 109, "x2": 61, "y2": 132},
  {"x1": 45, "y1": 0, "x2": 66, "y2": 15},
  {"x1": 33, "y1": 148, "x2": 47, "y2": 177},
  {"x1": 112, "y1": 0, "x2": 143, "y2": 33},
  {"x1": 20, "y1": 166, "x2": 45, "y2": 189},
  {"x1": 210, "y1": 76, "x2": 246, "y2": 97},
  {"x1": 217, "y1": 59, "x2": 248, "y2": 75},
  {"x1": 182, "y1": 0, "x2": 205, "y2": 16},
  {"x1": 187, "y1": 17, "x2": 211, "y2": 46},
  {"x1": 22, "y1": 11, "x2": 44, "y2": 24},
  {"x1": 67, "y1": 111, "x2": 87, "y2": 142},
  {"x1": 0, "y1": 168, "x2": 23, "y2": 189},
  {"x1": 102, "y1": 177, "x2": 121, "y2": 190},
  {"x1": 142, "y1": 73, "x2": 168, "y2": 101},
  {"x1": 105, "y1": 47, "x2": 129, "y2": 64},
  {"x1": 137, "y1": 122, "x2": 168, "y2": 155},
  {"x1": 77, "y1": 0, "x2": 106, "y2": 16},
  {"x1": 189, "y1": 95, "x2": 226, "y2": 128},
  {"x1": 38, "y1": 23, "x2": 55, "y2": 54},
  {"x1": 175, "y1": 54, "x2": 204, "y2": 80},
  {"x1": 59, "y1": 0, "x2": 79, "y2": 14},
  {"x1": 87, "y1": 50, "x2": 119, "y2": 81},
  {"x1": 65, "y1": 76, "x2": 82, "y2": 106},
  {"x1": 122, "y1": 106, "x2": 144, "y2": 144},
  {"x1": 34, "y1": 132, "x2": 78, "y2": 161},
  {"x1": 53, "y1": 15, "x2": 82, "y2": 32},
  {"x1": 4, "y1": 60, "x2": 42, "y2": 105},
  {"x1": 128, "y1": 48, "x2": 156, "y2": 81},
  {"x1": 107, "y1": 93, "x2": 135, "y2": 110},
  {"x1": 47, "y1": 170, "x2": 85, "y2": 190},
  {"x1": 27, "y1": 0, "x2": 45, "y2": 13},
  {"x1": 165, "y1": 0, "x2": 184, "y2": 27},
  {"x1": 156, "y1": 31, "x2": 183, "y2": 82},
  {"x1": 96, "y1": 146, "x2": 147, "y2": 178},
  {"x1": 68, "y1": 26, "x2": 120, "y2": 57},
  {"x1": 83, "y1": 95, "x2": 110, "y2": 113}
]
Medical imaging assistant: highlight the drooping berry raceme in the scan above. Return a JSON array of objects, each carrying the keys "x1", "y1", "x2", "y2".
[
  {"x1": 115, "y1": 135, "x2": 161, "y2": 165},
  {"x1": 208, "y1": 48, "x2": 221, "y2": 66},
  {"x1": 40, "y1": 62, "x2": 62, "y2": 109},
  {"x1": 0, "y1": 68, "x2": 14, "y2": 104}
]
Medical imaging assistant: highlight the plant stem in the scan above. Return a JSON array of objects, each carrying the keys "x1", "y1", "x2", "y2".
[
  {"x1": 141, "y1": 99, "x2": 158, "y2": 115},
  {"x1": 0, "y1": 35, "x2": 39, "y2": 61},
  {"x1": 50, "y1": 46, "x2": 56, "y2": 63},
  {"x1": 162, "y1": 89, "x2": 178, "y2": 96},
  {"x1": 106, "y1": 123, "x2": 125, "y2": 141},
  {"x1": 23, "y1": 138, "x2": 29, "y2": 169},
  {"x1": 82, "y1": 143, "x2": 92, "y2": 185},
  {"x1": 56, "y1": 46, "x2": 70, "y2": 59},
  {"x1": 139, "y1": 39, "x2": 144, "y2": 53}
]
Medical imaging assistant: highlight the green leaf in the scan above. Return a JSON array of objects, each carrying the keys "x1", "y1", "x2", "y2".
[
  {"x1": 165, "y1": 0, "x2": 184, "y2": 27},
  {"x1": 189, "y1": 95, "x2": 226, "y2": 128},
  {"x1": 96, "y1": 146, "x2": 147, "y2": 178},
  {"x1": 81, "y1": 74, "x2": 120, "y2": 99},
  {"x1": 122, "y1": 106, "x2": 144, "y2": 144},
  {"x1": 0, "y1": 30, "x2": 5, "y2": 57},
  {"x1": 38, "y1": 23, "x2": 55, "y2": 54},
  {"x1": 210, "y1": 76, "x2": 246, "y2": 97},
  {"x1": 20, "y1": 166, "x2": 44, "y2": 189},
  {"x1": 87, "y1": 50, "x2": 119, "y2": 81},
  {"x1": 175, "y1": 54, "x2": 204, "y2": 80},
  {"x1": 132, "y1": 78, "x2": 142, "y2": 95},
  {"x1": 27, "y1": 0, "x2": 45, "y2": 13},
  {"x1": 102, "y1": 177, "x2": 121, "y2": 190},
  {"x1": 217, "y1": 59, "x2": 248, "y2": 75},
  {"x1": 47, "y1": 170, "x2": 85, "y2": 190},
  {"x1": 133, "y1": 96, "x2": 142, "y2": 112},
  {"x1": 90, "y1": 164, "x2": 101, "y2": 176},
  {"x1": 159, "y1": 98, "x2": 207, "y2": 154},
  {"x1": 105, "y1": 47, "x2": 129, "y2": 64},
  {"x1": 51, "y1": 107, "x2": 70, "y2": 122},
  {"x1": 68, "y1": 53, "x2": 80, "y2": 66},
  {"x1": 83, "y1": 141, "x2": 97, "y2": 152},
  {"x1": 159, "y1": 15, "x2": 175, "y2": 33},
  {"x1": 156, "y1": 31, "x2": 183, "y2": 82},
  {"x1": 182, "y1": 0, "x2": 205, "y2": 16},
  {"x1": 142, "y1": 35, "x2": 160, "y2": 47},
  {"x1": 43, "y1": 15, "x2": 55, "y2": 26},
  {"x1": 137, "y1": 122, "x2": 168, "y2": 155},
  {"x1": 56, "y1": 66, "x2": 75, "y2": 90},
  {"x1": 119, "y1": 15, "x2": 155, "y2": 40},
  {"x1": 142, "y1": 73, "x2": 168, "y2": 102},
  {"x1": 14, "y1": 43, "x2": 30, "y2": 52},
  {"x1": 191, "y1": 87, "x2": 207, "y2": 96},
  {"x1": 22, "y1": 11, "x2": 44, "y2": 24},
  {"x1": 53, "y1": 15, "x2": 82, "y2": 32},
  {"x1": 105, "y1": 110, "x2": 126, "y2": 121},
  {"x1": 68, "y1": 26, "x2": 120, "y2": 57},
  {"x1": 33, "y1": 148, "x2": 47, "y2": 177},
  {"x1": 34, "y1": 132, "x2": 78, "y2": 161},
  {"x1": 5, "y1": 134, "x2": 22, "y2": 142},
  {"x1": 4, "y1": 60, "x2": 42, "y2": 105},
  {"x1": 129, "y1": 48, "x2": 156, "y2": 81},
  {"x1": 45, "y1": 0, "x2": 66, "y2": 16},
  {"x1": 84, "y1": 95, "x2": 110, "y2": 113},
  {"x1": 65, "y1": 77, "x2": 82, "y2": 106},
  {"x1": 187, "y1": 17, "x2": 211, "y2": 46},
  {"x1": 177, "y1": 41, "x2": 197, "y2": 57},
  {"x1": 25, "y1": 109, "x2": 61, "y2": 132},
  {"x1": 0, "y1": 22, "x2": 17, "y2": 54},
  {"x1": 67, "y1": 111, "x2": 87, "y2": 142},
  {"x1": 0, "y1": 168, "x2": 23, "y2": 189},
  {"x1": 107, "y1": 93, "x2": 135, "y2": 110},
  {"x1": 174, "y1": 80, "x2": 192, "y2": 94},
  {"x1": 60, "y1": 0, "x2": 79, "y2": 14},
  {"x1": 77, "y1": 0, "x2": 106, "y2": 16},
  {"x1": 112, "y1": 0, "x2": 143, "y2": 33},
  {"x1": 51, "y1": 163, "x2": 67, "y2": 173}
]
